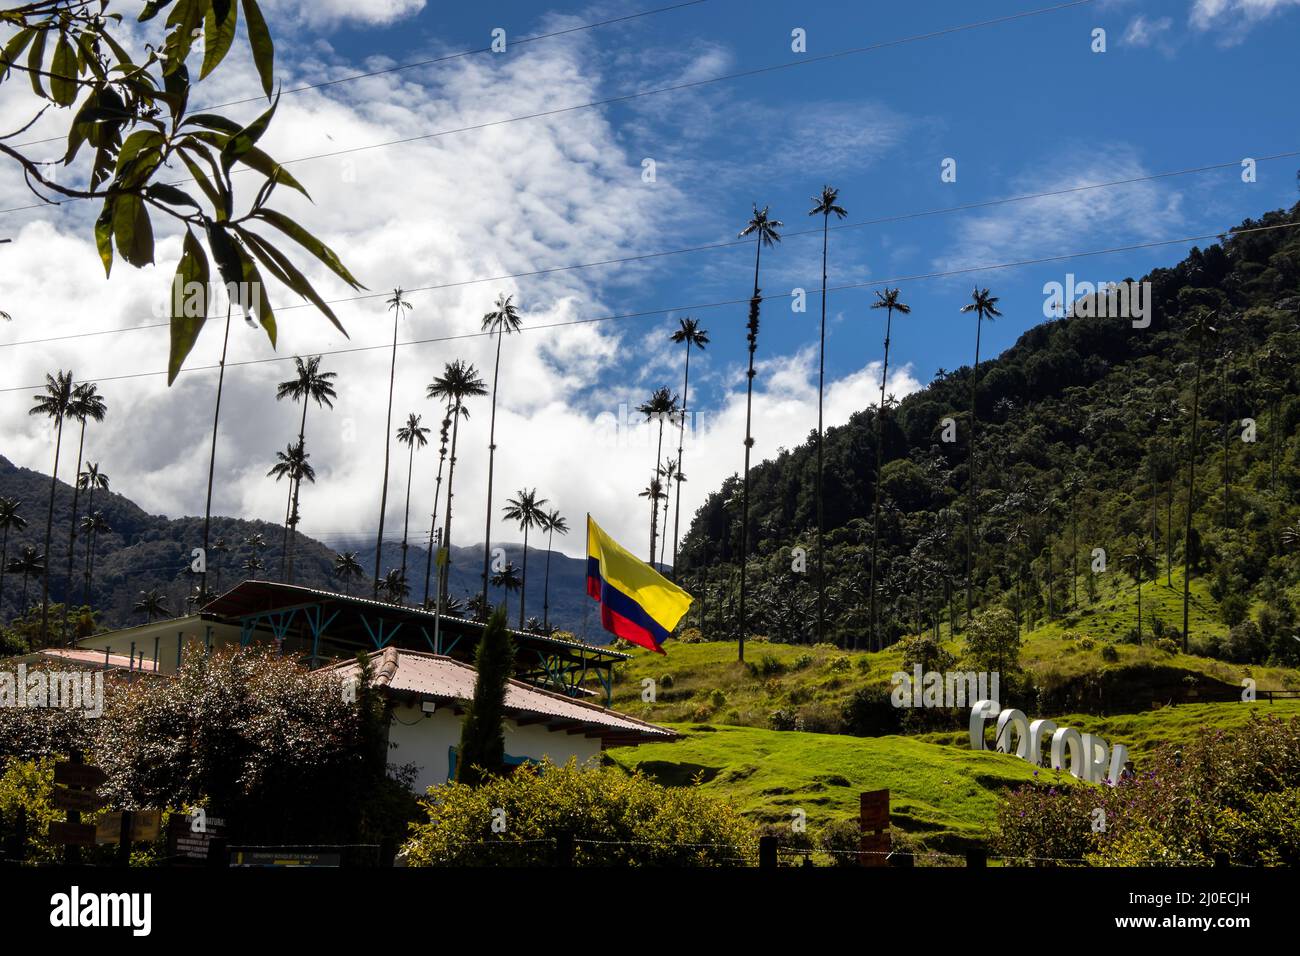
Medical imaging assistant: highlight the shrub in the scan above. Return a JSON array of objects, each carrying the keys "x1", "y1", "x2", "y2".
[
  {"x1": 898, "y1": 634, "x2": 956, "y2": 674},
  {"x1": 769, "y1": 708, "x2": 798, "y2": 732},
  {"x1": 1220, "y1": 592, "x2": 1249, "y2": 627},
  {"x1": 404, "y1": 759, "x2": 756, "y2": 866},
  {"x1": 1100, "y1": 644, "x2": 1120, "y2": 663},
  {"x1": 746, "y1": 653, "x2": 785, "y2": 678},
  {"x1": 995, "y1": 713, "x2": 1300, "y2": 866},
  {"x1": 659, "y1": 674, "x2": 675, "y2": 689},
  {"x1": 1225, "y1": 621, "x2": 1268, "y2": 664},
  {"x1": 826, "y1": 656, "x2": 852, "y2": 672},
  {"x1": 841, "y1": 686, "x2": 899, "y2": 737},
  {"x1": 1154, "y1": 637, "x2": 1180, "y2": 655},
  {"x1": 708, "y1": 689, "x2": 727, "y2": 709},
  {"x1": 855, "y1": 656, "x2": 872, "y2": 673},
  {"x1": 818, "y1": 818, "x2": 863, "y2": 867},
  {"x1": 791, "y1": 653, "x2": 815, "y2": 670},
  {"x1": 963, "y1": 608, "x2": 1022, "y2": 676},
  {"x1": 797, "y1": 703, "x2": 844, "y2": 735},
  {"x1": 0, "y1": 757, "x2": 61, "y2": 863},
  {"x1": 1078, "y1": 637, "x2": 1096, "y2": 651}
]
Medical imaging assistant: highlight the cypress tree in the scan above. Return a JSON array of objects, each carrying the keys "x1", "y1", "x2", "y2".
[{"x1": 456, "y1": 608, "x2": 516, "y2": 786}]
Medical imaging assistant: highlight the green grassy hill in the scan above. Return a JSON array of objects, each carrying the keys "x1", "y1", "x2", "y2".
[{"x1": 606, "y1": 701, "x2": 1300, "y2": 853}]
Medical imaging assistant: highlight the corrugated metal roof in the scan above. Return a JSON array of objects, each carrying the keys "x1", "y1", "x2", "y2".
[
  {"x1": 328, "y1": 647, "x2": 675, "y2": 744},
  {"x1": 22, "y1": 647, "x2": 161, "y2": 674}
]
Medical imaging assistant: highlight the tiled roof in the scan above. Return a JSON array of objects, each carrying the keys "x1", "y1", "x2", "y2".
[{"x1": 328, "y1": 647, "x2": 675, "y2": 745}]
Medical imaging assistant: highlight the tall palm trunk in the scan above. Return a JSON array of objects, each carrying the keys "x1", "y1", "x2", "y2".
[
  {"x1": 650, "y1": 415, "x2": 667, "y2": 563},
  {"x1": 201, "y1": 308, "x2": 232, "y2": 600},
  {"x1": 519, "y1": 525, "x2": 530, "y2": 629},
  {"x1": 434, "y1": 398, "x2": 466, "y2": 648},
  {"x1": 542, "y1": 525, "x2": 555, "y2": 631},
  {"x1": 40, "y1": 415, "x2": 65, "y2": 643},
  {"x1": 738, "y1": 239, "x2": 764, "y2": 664},
  {"x1": 965, "y1": 318, "x2": 985, "y2": 626},
  {"x1": 671, "y1": 346, "x2": 693, "y2": 578},
  {"x1": 374, "y1": 310, "x2": 400, "y2": 596},
  {"x1": 1166, "y1": 476, "x2": 1173, "y2": 586},
  {"x1": 81, "y1": 486, "x2": 96, "y2": 602},
  {"x1": 867, "y1": 303, "x2": 895, "y2": 652},
  {"x1": 480, "y1": 331, "x2": 505, "y2": 615},
  {"x1": 0, "y1": 526, "x2": 10, "y2": 613},
  {"x1": 1221, "y1": 360, "x2": 1230, "y2": 530},
  {"x1": 815, "y1": 214, "x2": 829, "y2": 646},
  {"x1": 1182, "y1": 340, "x2": 1204, "y2": 652},
  {"x1": 424, "y1": 400, "x2": 452, "y2": 607},
  {"x1": 400, "y1": 438, "x2": 416, "y2": 583},
  {"x1": 285, "y1": 399, "x2": 311, "y2": 583},
  {"x1": 62, "y1": 418, "x2": 87, "y2": 635}
]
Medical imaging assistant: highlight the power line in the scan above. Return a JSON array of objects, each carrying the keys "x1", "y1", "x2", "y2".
[
  {"x1": 0, "y1": 0, "x2": 1093, "y2": 216},
  {"x1": 5, "y1": 146, "x2": 1293, "y2": 350},
  {"x1": 2, "y1": 219, "x2": 1292, "y2": 395},
  {"x1": 7, "y1": 1, "x2": 711, "y2": 150}
]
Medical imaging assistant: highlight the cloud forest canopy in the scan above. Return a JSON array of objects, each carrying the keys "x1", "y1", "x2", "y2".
[{"x1": 676, "y1": 202, "x2": 1300, "y2": 663}]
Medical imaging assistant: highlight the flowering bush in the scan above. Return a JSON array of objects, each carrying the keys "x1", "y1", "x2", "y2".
[{"x1": 994, "y1": 714, "x2": 1300, "y2": 866}]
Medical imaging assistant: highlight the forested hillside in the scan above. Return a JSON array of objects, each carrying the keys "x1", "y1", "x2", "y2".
[{"x1": 677, "y1": 203, "x2": 1300, "y2": 668}]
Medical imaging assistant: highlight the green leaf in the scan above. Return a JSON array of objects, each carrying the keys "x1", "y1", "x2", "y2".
[
  {"x1": 162, "y1": 0, "x2": 203, "y2": 75},
  {"x1": 204, "y1": 220, "x2": 243, "y2": 289},
  {"x1": 1, "y1": 28, "x2": 35, "y2": 74},
  {"x1": 168, "y1": 228, "x2": 211, "y2": 385},
  {"x1": 200, "y1": 0, "x2": 237, "y2": 80},
  {"x1": 240, "y1": 228, "x2": 348, "y2": 336},
  {"x1": 237, "y1": 247, "x2": 276, "y2": 346},
  {"x1": 147, "y1": 182, "x2": 201, "y2": 209},
  {"x1": 112, "y1": 194, "x2": 155, "y2": 267},
  {"x1": 234, "y1": 146, "x2": 309, "y2": 198},
  {"x1": 26, "y1": 27, "x2": 46, "y2": 98},
  {"x1": 140, "y1": 0, "x2": 177, "y2": 22},
  {"x1": 240, "y1": 0, "x2": 274, "y2": 98},
  {"x1": 252, "y1": 208, "x2": 365, "y2": 289},
  {"x1": 220, "y1": 94, "x2": 278, "y2": 174},
  {"x1": 176, "y1": 145, "x2": 227, "y2": 213},
  {"x1": 50, "y1": 33, "x2": 78, "y2": 105},
  {"x1": 94, "y1": 202, "x2": 114, "y2": 277}
]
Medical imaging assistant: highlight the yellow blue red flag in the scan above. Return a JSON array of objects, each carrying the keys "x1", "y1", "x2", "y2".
[{"x1": 586, "y1": 515, "x2": 693, "y2": 654}]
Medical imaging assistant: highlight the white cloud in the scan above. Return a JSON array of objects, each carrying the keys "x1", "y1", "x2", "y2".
[
  {"x1": 274, "y1": 0, "x2": 427, "y2": 30},
  {"x1": 0, "y1": 10, "x2": 911, "y2": 563},
  {"x1": 1122, "y1": 14, "x2": 1174, "y2": 47},
  {"x1": 1190, "y1": 0, "x2": 1300, "y2": 36},
  {"x1": 932, "y1": 150, "x2": 1185, "y2": 277}
]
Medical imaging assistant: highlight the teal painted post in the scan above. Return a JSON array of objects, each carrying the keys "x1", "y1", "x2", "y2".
[{"x1": 153, "y1": 636, "x2": 160, "y2": 670}]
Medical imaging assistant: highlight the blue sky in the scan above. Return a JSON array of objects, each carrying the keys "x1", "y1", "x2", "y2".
[{"x1": 2, "y1": 0, "x2": 1299, "y2": 557}]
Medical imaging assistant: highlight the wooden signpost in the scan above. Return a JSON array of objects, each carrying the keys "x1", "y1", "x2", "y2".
[
  {"x1": 860, "y1": 789, "x2": 891, "y2": 867},
  {"x1": 50, "y1": 752, "x2": 105, "y2": 864}
]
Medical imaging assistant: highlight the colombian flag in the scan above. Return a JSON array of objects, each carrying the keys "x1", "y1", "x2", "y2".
[{"x1": 586, "y1": 515, "x2": 693, "y2": 654}]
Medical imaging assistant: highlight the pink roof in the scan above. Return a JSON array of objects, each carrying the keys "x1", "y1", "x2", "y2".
[
  {"x1": 34, "y1": 647, "x2": 161, "y2": 673},
  {"x1": 328, "y1": 647, "x2": 675, "y2": 745}
]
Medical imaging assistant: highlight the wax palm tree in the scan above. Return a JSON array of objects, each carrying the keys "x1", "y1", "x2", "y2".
[
  {"x1": 480, "y1": 293, "x2": 525, "y2": 613},
  {"x1": 396, "y1": 413, "x2": 430, "y2": 584},
  {"x1": 808, "y1": 186, "x2": 847, "y2": 643},
  {"x1": 867, "y1": 288, "x2": 911, "y2": 650},
  {"x1": 440, "y1": 594, "x2": 466, "y2": 617},
  {"x1": 1120, "y1": 538, "x2": 1160, "y2": 644},
  {"x1": 79, "y1": 511, "x2": 109, "y2": 602},
  {"x1": 490, "y1": 561, "x2": 522, "y2": 621},
  {"x1": 334, "y1": 551, "x2": 364, "y2": 595},
  {"x1": 422, "y1": 383, "x2": 466, "y2": 606},
  {"x1": 639, "y1": 478, "x2": 667, "y2": 558},
  {"x1": 736, "y1": 204, "x2": 782, "y2": 663},
  {"x1": 381, "y1": 568, "x2": 410, "y2": 605},
  {"x1": 467, "y1": 591, "x2": 491, "y2": 621},
  {"x1": 267, "y1": 443, "x2": 315, "y2": 568},
  {"x1": 209, "y1": 536, "x2": 229, "y2": 596},
  {"x1": 275, "y1": 355, "x2": 337, "y2": 582},
  {"x1": 76, "y1": 463, "x2": 108, "y2": 602},
  {"x1": 134, "y1": 588, "x2": 169, "y2": 624},
  {"x1": 658, "y1": 458, "x2": 681, "y2": 567},
  {"x1": 29, "y1": 370, "x2": 74, "y2": 641},
  {"x1": 1006, "y1": 521, "x2": 1029, "y2": 634},
  {"x1": 959, "y1": 288, "x2": 1001, "y2": 625},
  {"x1": 540, "y1": 509, "x2": 568, "y2": 633},
  {"x1": 61, "y1": 381, "x2": 106, "y2": 637},
  {"x1": 243, "y1": 554, "x2": 265, "y2": 576},
  {"x1": 1181, "y1": 307, "x2": 1218, "y2": 651},
  {"x1": 8, "y1": 546, "x2": 44, "y2": 614},
  {"x1": 669, "y1": 317, "x2": 708, "y2": 576},
  {"x1": 502, "y1": 488, "x2": 548, "y2": 628},
  {"x1": 200, "y1": 305, "x2": 235, "y2": 603},
  {"x1": 0, "y1": 497, "x2": 27, "y2": 615},
  {"x1": 428, "y1": 360, "x2": 488, "y2": 614},
  {"x1": 637, "y1": 387, "x2": 679, "y2": 563},
  {"x1": 374, "y1": 289, "x2": 413, "y2": 596}
]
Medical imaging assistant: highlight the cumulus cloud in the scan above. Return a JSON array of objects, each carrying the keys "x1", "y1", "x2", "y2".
[
  {"x1": 0, "y1": 8, "x2": 908, "y2": 561},
  {"x1": 1190, "y1": 0, "x2": 1300, "y2": 39},
  {"x1": 1122, "y1": 14, "x2": 1174, "y2": 47}
]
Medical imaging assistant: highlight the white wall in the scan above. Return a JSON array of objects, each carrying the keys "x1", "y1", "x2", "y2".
[{"x1": 387, "y1": 701, "x2": 602, "y2": 795}]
